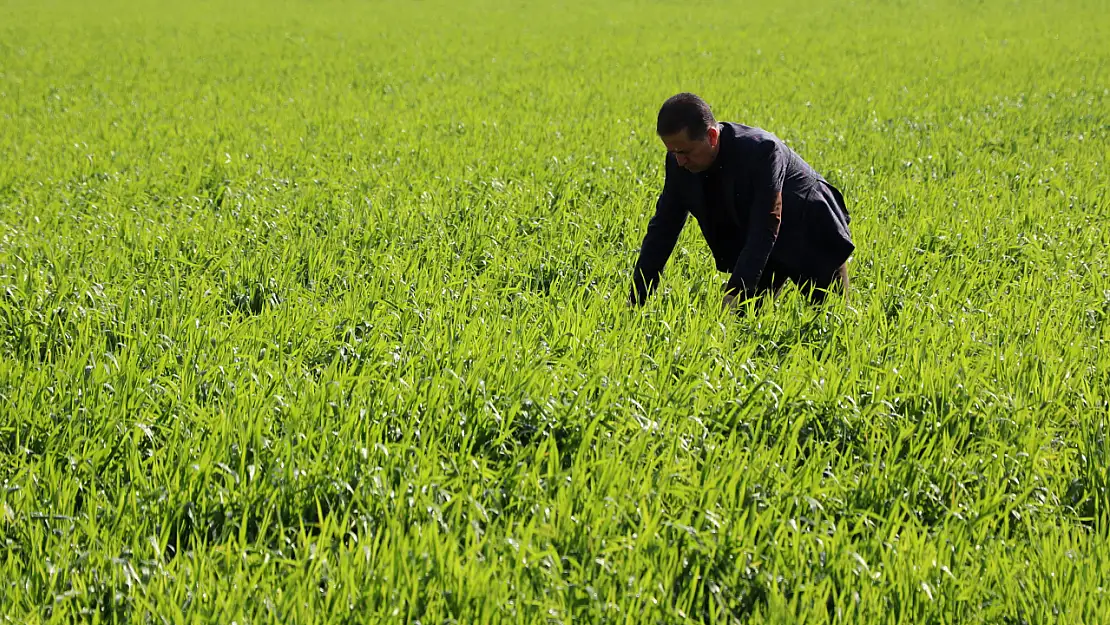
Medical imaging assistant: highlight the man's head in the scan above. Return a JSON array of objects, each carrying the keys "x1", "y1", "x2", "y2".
[{"x1": 656, "y1": 93, "x2": 720, "y2": 173}]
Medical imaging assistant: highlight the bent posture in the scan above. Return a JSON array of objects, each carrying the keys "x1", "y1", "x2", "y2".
[{"x1": 629, "y1": 93, "x2": 855, "y2": 309}]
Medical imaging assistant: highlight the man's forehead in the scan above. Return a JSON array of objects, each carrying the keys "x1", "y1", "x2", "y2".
[{"x1": 661, "y1": 133, "x2": 699, "y2": 152}]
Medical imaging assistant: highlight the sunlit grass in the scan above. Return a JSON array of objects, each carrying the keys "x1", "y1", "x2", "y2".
[{"x1": 1, "y1": 0, "x2": 1108, "y2": 622}]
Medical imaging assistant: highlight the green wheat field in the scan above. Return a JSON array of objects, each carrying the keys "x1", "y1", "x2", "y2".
[{"x1": 2, "y1": 0, "x2": 1108, "y2": 622}]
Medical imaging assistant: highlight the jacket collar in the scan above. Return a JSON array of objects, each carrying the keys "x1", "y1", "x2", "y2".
[{"x1": 703, "y1": 122, "x2": 731, "y2": 176}]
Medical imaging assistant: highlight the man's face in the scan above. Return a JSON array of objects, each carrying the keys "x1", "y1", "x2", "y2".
[{"x1": 660, "y1": 125, "x2": 720, "y2": 173}]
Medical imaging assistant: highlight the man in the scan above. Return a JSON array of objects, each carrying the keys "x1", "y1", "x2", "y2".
[{"x1": 629, "y1": 93, "x2": 855, "y2": 310}]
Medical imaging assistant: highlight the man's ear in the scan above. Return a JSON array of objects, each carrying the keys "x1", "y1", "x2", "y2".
[{"x1": 707, "y1": 124, "x2": 720, "y2": 147}]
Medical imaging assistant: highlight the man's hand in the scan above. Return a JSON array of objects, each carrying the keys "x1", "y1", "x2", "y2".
[{"x1": 722, "y1": 291, "x2": 739, "y2": 312}]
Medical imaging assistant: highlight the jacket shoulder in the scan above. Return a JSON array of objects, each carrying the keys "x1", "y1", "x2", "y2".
[{"x1": 723, "y1": 122, "x2": 782, "y2": 151}]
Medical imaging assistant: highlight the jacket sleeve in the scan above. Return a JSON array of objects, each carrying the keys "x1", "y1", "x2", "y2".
[
  {"x1": 725, "y1": 140, "x2": 786, "y2": 298},
  {"x1": 629, "y1": 157, "x2": 687, "y2": 305}
]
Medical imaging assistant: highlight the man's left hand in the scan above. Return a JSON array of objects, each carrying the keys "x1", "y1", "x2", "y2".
[{"x1": 722, "y1": 292, "x2": 737, "y2": 311}]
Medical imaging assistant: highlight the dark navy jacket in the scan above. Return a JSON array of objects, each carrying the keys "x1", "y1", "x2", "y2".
[{"x1": 629, "y1": 122, "x2": 855, "y2": 304}]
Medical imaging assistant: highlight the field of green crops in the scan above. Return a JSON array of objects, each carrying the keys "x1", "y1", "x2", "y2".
[{"x1": 2, "y1": 0, "x2": 1109, "y2": 622}]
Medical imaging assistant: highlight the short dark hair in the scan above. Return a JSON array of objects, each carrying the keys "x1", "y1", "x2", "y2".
[{"x1": 656, "y1": 93, "x2": 716, "y2": 139}]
